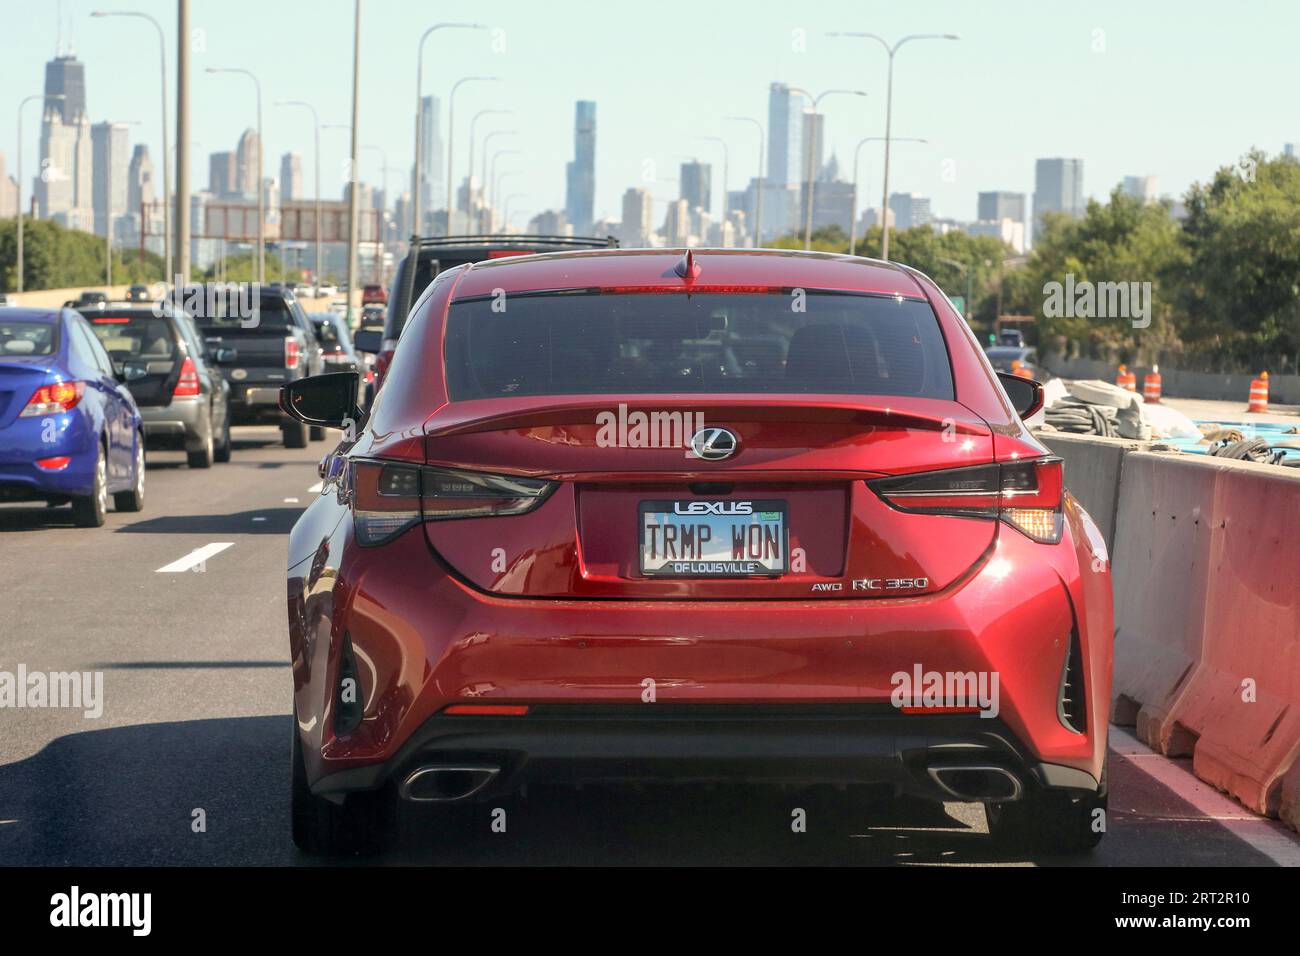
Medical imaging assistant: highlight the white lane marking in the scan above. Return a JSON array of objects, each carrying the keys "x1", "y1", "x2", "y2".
[
  {"x1": 252, "y1": 516, "x2": 267, "y2": 522},
  {"x1": 307, "y1": 481, "x2": 323, "y2": 493},
  {"x1": 1110, "y1": 726, "x2": 1300, "y2": 865},
  {"x1": 284, "y1": 497, "x2": 300, "y2": 504},
  {"x1": 155, "y1": 542, "x2": 234, "y2": 573}
]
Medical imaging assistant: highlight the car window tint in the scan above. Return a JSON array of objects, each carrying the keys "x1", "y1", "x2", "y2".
[{"x1": 0, "y1": 319, "x2": 57, "y2": 356}]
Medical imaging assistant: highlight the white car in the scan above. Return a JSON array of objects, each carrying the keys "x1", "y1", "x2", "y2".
[{"x1": 315, "y1": 284, "x2": 338, "y2": 297}]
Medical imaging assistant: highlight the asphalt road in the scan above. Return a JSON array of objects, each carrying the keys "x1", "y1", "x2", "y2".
[{"x1": 1, "y1": 426, "x2": 1297, "y2": 866}]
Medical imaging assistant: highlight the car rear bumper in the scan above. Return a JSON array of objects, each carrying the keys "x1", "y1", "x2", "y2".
[
  {"x1": 311, "y1": 705, "x2": 1101, "y2": 803},
  {"x1": 139, "y1": 397, "x2": 206, "y2": 445},
  {"x1": 0, "y1": 414, "x2": 98, "y2": 498}
]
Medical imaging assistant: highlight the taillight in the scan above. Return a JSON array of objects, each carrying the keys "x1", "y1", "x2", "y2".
[
  {"x1": 284, "y1": 336, "x2": 301, "y2": 369},
  {"x1": 20, "y1": 381, "x2": 85, "y2": 417},
  {"x1": 35, "y1": 456, "x2": 72, "y2": 471},
  {"x1": 173, "y1": 357, "x2": 201, "y2": 397},
  {"x1": 870, "y1": 457, "x2": 1064, "y2": 543},
  {"x1": 349, "y1": 460, "x2": 555, "y2": 546}
]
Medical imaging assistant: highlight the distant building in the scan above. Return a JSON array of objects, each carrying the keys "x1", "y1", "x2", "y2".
[
  {"x1": 529, "y1": 209, "x2": 571, "y2": 236},
  {"x1": 804, "y1": 177, "x2": 855, "y2": 234},
  {"x1": 564, "y1": 101, "x2": 596, "y2": 233},
  {"x1": 280, "y1": 152, "x2": 304, "y2": 202},
  {"x1": 888, "y1": 192, "x2": 931, "y2": 230},
  {"x1": 37, "y1": 55, "x2": 93, "y2": 230},
  {"x1": 661, "y1": 198, "x2": 691, "y2": 247},
  {"x1": 766, "y1": 83, "x2": 803, "y2": 187},
  {"x1": 967, "y1": 218, "x2": 1026, "y2": 254},
  {"x1": 800, "y1": 111, "x2": 825, "y2": 186},
  {"x1": 977, "y1": 191, "x2": 1026, "y2": 225},
  {"x1": 209, "y1": 152, "x2": 236, "y2": 197},
  {"x1": 620, "y1": 187, "x2": 652, "y2": 247},
  {"x1": 1033, "y1": 157, "x2": 1084, "y2": 235},
  {"x1": 0, "y1": 153, "x2": 18, "y2": 218},
  {"x1": 680, "y1": 160, "x2": 712, "y2": 213},
  {"x1": 1122, "y1": 175, "x2": 1158, "y2": 203},
  {"x1": 235, "y1": 129, "x2": 261, "y2": 198},
  {"x1": 91, "y1": 122, "x2": 130, "y2": 238},
  {"x1": 127, "y1": 144, "x2": 154, "y2": 213}
]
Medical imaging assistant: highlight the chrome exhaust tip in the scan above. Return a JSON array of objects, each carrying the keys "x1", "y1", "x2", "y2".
[
  {"x1": 926, "y1": 765, "x2": 1023, "y2": 803},
  {"x1": 399, "y1": 765, "x2": 500, "y2": 803}
]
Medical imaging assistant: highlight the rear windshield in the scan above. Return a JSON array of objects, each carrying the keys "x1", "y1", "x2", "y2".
[
  {"x1": 0, "y1": 319, "x2": 57, "y2": 356},
  {"x1": 444, "y1": 291, "x2": 953, "y2": 400},
  {"x1": 86, "y1": 313, "x2": 178, "y2": 360},
  {"x1": 175, "y1": 286, "x2": 296, "y2": 333}
]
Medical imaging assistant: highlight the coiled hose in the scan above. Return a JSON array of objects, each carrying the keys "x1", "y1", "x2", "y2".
[
  {"x1": 1043, "y1": 400, "x2": 1120, "y2": 437},
  {"x1": 1207, "y1": 437, "x2": 1300, "y2": 467}
]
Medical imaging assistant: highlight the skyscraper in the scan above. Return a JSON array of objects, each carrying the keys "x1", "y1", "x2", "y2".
[
  {"x1": 419, "y1": 95, "x2": 442, "y2": 226},
  {"x1": 1033, "y1": 158, "x2": 1084, "y2": 233},
  {"x1": 235, "y1": 129, "x2": 261, "y2": 198},
  {"x1": 888, "y1": 192, "x2": 932, "y2": 231},
  {"x1": 280, "y1": 152, "x2": 304, "y2": 201},
  {"x1": 766, "y1": 83, "x2": 803, "y2": 187},
  {"x1": 621, "y1": 187, "x2": 652, "y2": 247},
  {"x1": 209, "y1": 152, "x2": 236, "y2": 197},
  {"x1": 1122, "y1": 175, "x2": 1158, "y2": 203},
  {"x1": 801, "y1": 111, "x2": 825, "y2": 185},
  {"x1": 91, "y1": 121, "x2": 130, "y2": 238},
  {"x1": 37, "y1": 54, "x2": 93, "y2": 229},
  {"x1": 680, "y1": 161, "x2": 712, "y2": 213},
  {"x1": 127, "y1": 144, "x2": 154, "y2": 213},
  {"x1": 564, "y1": 101, "x2": 596, "y2": 233},
  {"x1": 977, "y1": 191, "x2": 1026, "y2": 224},
  {"x1": 0, "y1": 154, "x2": 18, "y2": 218}
]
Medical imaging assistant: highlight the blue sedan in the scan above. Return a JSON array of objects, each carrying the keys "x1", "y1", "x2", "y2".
[{"x1": 0, "y1": 307, "x2": 146, "y2": 526}]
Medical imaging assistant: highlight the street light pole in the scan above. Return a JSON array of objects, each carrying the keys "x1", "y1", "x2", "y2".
[
  {"x1": 467, "y1": 109, "x2": 511, "y2": 233},
  {"x1": 445, "y1": 77, "x2": 500, "y2": 236},
  {"x1": 829, "y1": 31, "x2": 959, "y2": 261},
  {"x1": 850, "y1": 135, "x2": 926, "y2": 256},
  {"x1": 487, "y1": 147, "x2": 522, "y2": 231},
  {"x1": 206, "y1": 66, "x2": 264, "y2": 281},
  {"x1": 789, "y1": 87, "x2": 869, "y2": 251},
  {"x1": 15, "y1": 93, "x2": 64, "y2": 294},
  {"x1": 275, "y1": 101, "x2": 321, "y2": 291},
  {"x1": 724, "y1": 115, "x2": 764, "y2": 245},
  {"x1": 411, "y1": 23, "x2": 487, "y2": 242},
  {"x1": 91, "y1": 11, "x2": 171, "y2": 285},
  {"x1": 480, "y1": 131, "x2": 517, "y2": 229},
  {"x1": 502, "y1": 192, "x2": 527, "y2": 228}
]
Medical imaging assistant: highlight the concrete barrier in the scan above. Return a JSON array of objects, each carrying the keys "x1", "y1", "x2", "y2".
[
  {"x1": 1035, "y1": 431, "x2": 1154, "y2": 550},
  {"x1": 1109, "y1": 451, "x2": 1300, "y2": 829}
]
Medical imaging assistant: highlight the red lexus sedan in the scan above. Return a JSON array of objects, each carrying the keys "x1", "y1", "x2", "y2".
[{"x1": 281, "y1": 247, "x2": 1113, "y2": 856}]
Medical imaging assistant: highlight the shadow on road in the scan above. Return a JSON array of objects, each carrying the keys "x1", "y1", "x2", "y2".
[{"x1": 115, "y1": 507, "x2": 300, "y2": 535}]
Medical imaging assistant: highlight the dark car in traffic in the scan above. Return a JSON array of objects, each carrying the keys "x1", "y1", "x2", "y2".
[
  {"x1": 176, "y1": 283, "x2": 325, "y2": 448},
  {"x1": 985, "y1": 345, "x2": 1040, "y2": 379},
  {"x1": 0, "y1": 307, "x2": 146, "y2": 525},
  {"x1": 80, "y1": 303, "x2": 233, "y2": 467}
]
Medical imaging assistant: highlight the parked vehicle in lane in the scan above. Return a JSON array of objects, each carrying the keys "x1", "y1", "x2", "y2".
[
  {"x1": 80, "y1": 303, "x2": 233, "y2": 467},
  {"x1": 0, "y1": 307, "x2": 145, "y2": 526},
  {"x1": 180, "y1": 283, "x2": 325, "y2": 448},
  {"x1": 282, "y1": 247, "x2": 1113, "y2": 856}
]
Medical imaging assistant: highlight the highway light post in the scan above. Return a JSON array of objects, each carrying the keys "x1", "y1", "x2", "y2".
[
  {"x1": 206, "y1": 66, "x2": 265, "y2": 282},
  {"x1": 487, "y1": 147, "x2": 522, "y2": 231},
  {"x1": 698, "y1": 136, "x2": 729, "y2": 244},
  {"x1": 275, "y1": 100, "x2": 322, "y2": 290},
  {"x1": 830, "y1": 31, "x2": 959, "y2": 261},
  {"x1": 345, "y1": 0, "x2": 361, "y2": 325},
  {"x1": 789, "y1": 87, "x2": 868, "y2": 251},
  {"x1": 480, "y1": 131, "x2": 518, "y2": 229},
  {"x1": 91, "y1": 10, "x2": 171, "y2": 285},
  {"x1": 724, "y1": 115, "x2": 764, "y2": 245},
  {"x1": 445, "y1": 77, "x2": 500, "y2": 236},
  {"x1": 851, "y1": 135, "x2": 926, "y2": 256},
  {"x1": 411, "y1": 23, "x2": 487, "y2": 241},
  {"x1": 502, "y1": 192, "x2": 527, "y2": 228},
  {"x1": 15, "y1": 93, "x2": 63, "y2": 294},
  {"x1": 467, "y1": 109, "x2": 511, "y2": 232}
]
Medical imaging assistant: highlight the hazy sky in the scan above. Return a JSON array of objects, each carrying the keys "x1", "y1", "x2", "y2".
[{"x1": 1, "y1": 0, "x2": 1296, "y2": 227}]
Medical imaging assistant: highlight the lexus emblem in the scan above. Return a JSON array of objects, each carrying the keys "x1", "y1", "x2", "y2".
[{"x1": 689, "y1": 427, "x2": 739, "y2": 461}]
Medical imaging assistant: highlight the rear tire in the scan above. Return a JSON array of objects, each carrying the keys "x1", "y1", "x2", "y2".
[
  {"x1": 309, "y1": 424, "x2": 326, "y2": 442},
  {"x1": 113, "y1": 438, "x2": 146, "y2": 512},
  {"x1": 986, "y1": 759, "x2": 1108, "y2": 854},
  {"x1": 71, "y1": 448, "x2": 108, "y2": 528},
  {"x1": 186, "y1": 426, "x2": 214, "y2": 469},
  {"x1": 282, "y1": 419, "x2": 309, "y2": 449},
  {"x1": 291, "y1": 719, "x2": 396, "y2": 856},
  {"x1": 213, "y1": 415, "x2": 232, "y2": 463}
]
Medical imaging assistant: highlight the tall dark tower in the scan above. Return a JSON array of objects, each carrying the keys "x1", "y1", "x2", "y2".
[
  {"x1": 564, "y1": 100, "x2": 596, "y2": 233},
  {"x1": 44, "y1": 55, "x2": 88, "y2": 123}
]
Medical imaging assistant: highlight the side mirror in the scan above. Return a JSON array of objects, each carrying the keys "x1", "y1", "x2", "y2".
[
  {"x1": 997, "y1": 371, "x2": 1045, "y2": 420},
  {"x1": 352, "y1": 328, "x2": 382, "y2": 355},
  {"x1": 280, "y1": 372, "x2": 364, "y2": 430}
]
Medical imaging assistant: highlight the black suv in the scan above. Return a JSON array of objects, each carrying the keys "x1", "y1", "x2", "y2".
[
  {"x1": 175, "y1": 283, "x2": 326, "y2": 448},
  {"x1": 367, "y1": 234, "x2": 618, "y2": 388}
]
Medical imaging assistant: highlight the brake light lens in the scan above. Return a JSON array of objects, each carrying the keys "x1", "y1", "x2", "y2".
[
  {"x1": 35, "y1": 456, "x2": 72, "y2": 471},
  {"x1": 173, "y1": 357, "x2": 201, "y2": 397},
  {"x1": 20, "y1": 381, "x2": 85, "y2": 417},
  {"x1": 284, "y1": 336, "x2": 301, "y2": 369},
  {"x1": 870, "y1": 457, "x2": 1064, "y2": 543},
  {"x1": 443, "y1": 704, "x2": 530, "y2": 716},
  {"x1": 349, "y1": 460, "x2": 555, "y2": 546}
]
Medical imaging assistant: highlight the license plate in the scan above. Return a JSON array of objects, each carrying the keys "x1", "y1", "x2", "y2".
[{"x1": 639, "y1": 500, "x2": 788, "y2": 577}]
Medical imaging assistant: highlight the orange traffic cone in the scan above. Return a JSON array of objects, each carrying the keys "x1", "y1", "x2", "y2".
[
  {"x1": 1011, "y1": 359, "x2": 1033, "y2": 380},
  {"x1": 1116, "y1": 364, "x2": 1136, "y2": 391},
  {"x1": 1143, "y1": 365, "x2": 1162, "y2": 403},
  {"x1": 1248, "y1": 371, "x2": 1269, "y2": 413}
]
